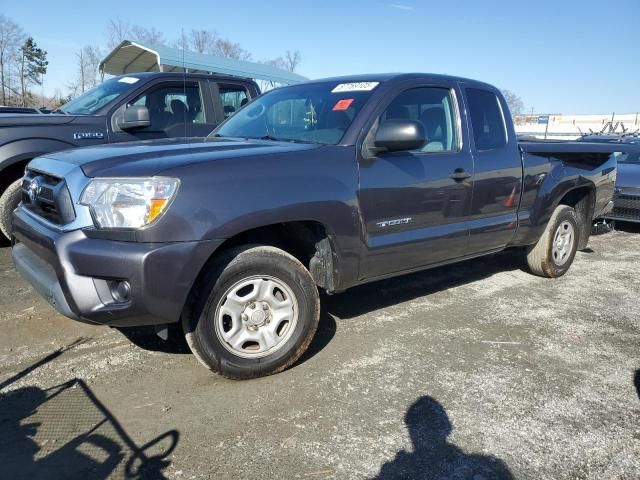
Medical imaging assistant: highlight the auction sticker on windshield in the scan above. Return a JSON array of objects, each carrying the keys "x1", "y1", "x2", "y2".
[
  {"x1": 331, "y1": 82, "x2": 379, "y2": 93},
  {"x1": 332, "y1": 99, "x2": 354, "y2": 111}
]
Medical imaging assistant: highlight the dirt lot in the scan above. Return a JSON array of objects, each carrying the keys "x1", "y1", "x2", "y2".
[{"x1": 0, "y1": 226, "x2": 638, "y2": 479}]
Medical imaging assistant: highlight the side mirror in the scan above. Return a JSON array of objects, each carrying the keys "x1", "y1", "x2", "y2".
[
  {"x1": 374, "y1": 119, "x2": 426, "y2": 152},
  {"x1": 119, "y1": 105, "x2": 150, "y2": 130}
]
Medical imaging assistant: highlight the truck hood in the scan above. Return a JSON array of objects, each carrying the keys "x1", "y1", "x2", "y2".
[
  {"x1": 617, "y1": 162, "x2": 640, "y2": 189},
  {"x1": 41, "y1": 137, "x2": 320, "y2": 177},
  {"x1": 0, "y1": 113, "x2": 77, "y2": 127}
]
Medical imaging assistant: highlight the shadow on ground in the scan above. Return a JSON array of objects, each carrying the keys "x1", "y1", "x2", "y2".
[
  {"x1": 117, "y1": 309, "x2": 338, "y2": 371},
  {"x1": 0, "y1": 343, "x2": 179, "y2": 480},
  {"x1": 373, "y1": 396, "x2": 513, "y2": 479}
]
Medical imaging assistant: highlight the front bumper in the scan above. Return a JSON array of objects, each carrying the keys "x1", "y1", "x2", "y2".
[
  {"x1": 11, "y1": 207, "x2": 222, "y2": 327},
  {"x1": 604, "y1": 188, "x2": 640, "y2": 223}
]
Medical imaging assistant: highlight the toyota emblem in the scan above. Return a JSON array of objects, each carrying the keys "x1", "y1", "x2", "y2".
[{"x1": 27, "y1": 178, "x2": 41, "y2": 203}]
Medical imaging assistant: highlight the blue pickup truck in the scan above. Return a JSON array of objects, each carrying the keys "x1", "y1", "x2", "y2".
[
  {"x1": 0, "y1": 72, "x2": 260, "y2": 240},
  {"x1": 11, "y1": 73, "x2": 621, "y2": 379}
]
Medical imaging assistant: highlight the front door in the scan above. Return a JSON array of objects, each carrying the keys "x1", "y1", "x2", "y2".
[
  {"x1": 110, "y1": 80, "x2": 216, "y2": 142},
  {"x1": 358, "y1": 85, "x2": 474, "y2": 279}
]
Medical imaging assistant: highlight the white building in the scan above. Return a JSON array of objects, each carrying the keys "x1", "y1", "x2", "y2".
[{"x1": 514, "y1": 113, "x2": 640, "y2": 139}]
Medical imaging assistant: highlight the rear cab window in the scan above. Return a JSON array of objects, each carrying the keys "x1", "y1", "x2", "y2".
[
  {"x1": 218, "y1": 84, "x2": 251, "y2": 118},
  {"x1": 465, "y1": 88, "x2": 507, "y2": 150}
]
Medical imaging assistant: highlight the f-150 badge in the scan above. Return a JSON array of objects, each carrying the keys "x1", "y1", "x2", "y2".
[
  {"x1": 376, "y1": 217, "x2": 412, "y2": 228},
  {"x1": 73, "y1": 132, "x2": 105, "y2": 140}
]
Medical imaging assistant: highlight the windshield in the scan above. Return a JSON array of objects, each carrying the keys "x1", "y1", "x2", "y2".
[
  {"x1": 61, "y1": 76, "x2": 140, "y2": 115},
  {"x1": 212, "y1": 81, "x2": 379, "y2": 145},
  {"x1": 620, "y1": 151, "x2": 640, "y2": 164}
]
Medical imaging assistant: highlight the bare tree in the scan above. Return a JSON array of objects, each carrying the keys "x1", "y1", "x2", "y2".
[
  {"x1": 71, "y1": 45, "x2": 102, "y2": 95},
  {"x1": 189, "y1": 29, "x2": 218, "y2": 54},
  {"x1": 501, "y1": 89, "x2": 524, "y2": 115},
  {"x1": 0, "y1": 15, "x2": 25, "y2": 105},
  {"x1": 83, "y1": 46, "x2": 102, "y2": 88},
  {"x1": 213, "y1": 39, "x2": 252, "y2": 60},
  {"x1": 265, "y1": 50, "x2": 301, "y2": 73},
  {"x1": 283, "y1": 50, "x2": 301, "y2": 72},
  {"x1": 107, "y1": 17, "x2": 131, "y2": 49},
  {"x1": 172, "y1": 30, "x2": 189, "y2": 50},
  {"x1": 108, "y1": 18, "x2": 164, "y2": 49},
  {"x1": 130, "y1": 25, "x2": 164, "y2": 46}
]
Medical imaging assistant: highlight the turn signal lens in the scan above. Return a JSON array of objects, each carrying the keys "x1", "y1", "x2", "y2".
[{"x1": 148, "y1": 198, "x2": 169, "y2": 223}]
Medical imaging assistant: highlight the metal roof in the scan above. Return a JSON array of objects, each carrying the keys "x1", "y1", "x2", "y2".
[{"x1": 99, "y1": 40, "x2": 308, "y2": 85}]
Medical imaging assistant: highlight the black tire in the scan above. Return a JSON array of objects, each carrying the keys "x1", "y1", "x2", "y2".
[
  {"x1": 182, "y1": 245, "x2": 320, "y2": 379},
  {"x1": 0, "y1": 179, "x2": 22, "y2": 240},
  {"x1": 526, "y1": 205, "x2": 579, "y2": 278}
]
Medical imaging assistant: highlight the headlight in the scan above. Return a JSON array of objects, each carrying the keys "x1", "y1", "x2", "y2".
[{"x1": 80, "y1": 177, "x2": 180, "y2": 229}]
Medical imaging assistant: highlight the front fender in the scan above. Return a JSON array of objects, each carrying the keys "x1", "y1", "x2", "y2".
[{"x1": 0, "y1": 138, "x2": 77, "y2": 172}]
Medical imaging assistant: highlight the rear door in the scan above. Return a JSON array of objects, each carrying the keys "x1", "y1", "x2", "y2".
[
  {"x1": 463, "y1": 87, "x2": 523, "y2": 254},
  {"x1": 109, "y1": 79, "x2": 216, "y2": 142},
  {"x1": 358, "y1": 82, "x2": 474, "y2": 279}
]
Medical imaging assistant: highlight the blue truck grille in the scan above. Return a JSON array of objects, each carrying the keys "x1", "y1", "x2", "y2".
[{"x1": 21, "y1": 169, "x2": 76, "y2": 225}]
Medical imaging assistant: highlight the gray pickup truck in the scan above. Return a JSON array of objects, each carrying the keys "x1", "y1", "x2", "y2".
[
  {"x1": 0, "y1": 72, "x2": 260, "y2": 240},
  {"x1": 11, "y1": 73, "x2": 620, "y2": 379}
]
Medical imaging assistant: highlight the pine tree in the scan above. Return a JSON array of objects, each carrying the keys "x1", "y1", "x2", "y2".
[{"x1": 19, "y1": 37, "x2": 47, "y2": 106}]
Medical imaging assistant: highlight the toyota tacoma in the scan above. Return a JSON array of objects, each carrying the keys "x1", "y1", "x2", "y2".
[{"x1": 11, "y1": 73, "x2": 620, "y2": 379}]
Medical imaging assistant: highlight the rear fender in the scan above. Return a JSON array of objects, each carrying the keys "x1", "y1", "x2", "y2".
[{"x1": 512, "y1": 149, "x2": 616, "y2": 247}]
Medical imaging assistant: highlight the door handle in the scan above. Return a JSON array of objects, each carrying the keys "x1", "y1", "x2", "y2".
[{"x1": 450, "y1": 170, "x2": 472, "y2": 181}]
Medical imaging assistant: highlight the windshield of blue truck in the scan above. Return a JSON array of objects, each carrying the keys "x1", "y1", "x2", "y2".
[
  {"x1": 60, "y1": 76, "x2": 140, "y2": 115},
  {"x1": 212, "y1": 81, "x2": 380, "y2": 145}
]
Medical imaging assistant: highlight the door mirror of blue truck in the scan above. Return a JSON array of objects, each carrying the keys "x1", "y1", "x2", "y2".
[
  {"x1": 119, "y1": 105, "x2": 151, "y2": 130},
  {"x1": 374, "y1": 119, "x2": 426, "y2": 153}
]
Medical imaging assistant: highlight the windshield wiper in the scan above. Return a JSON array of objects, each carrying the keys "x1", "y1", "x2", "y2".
[
  {"x1": 247, "y1": 135, "x2": 311, "y2": 144},
  {"x1": 210, "y1": 133, "x2": 246, "y2": 139},
  {"x1": 51, "y1": 108, "x2": 69, "y2": 115},
  {"x1": 255, "y1": 135, "x2": 281, "y2": 141}
]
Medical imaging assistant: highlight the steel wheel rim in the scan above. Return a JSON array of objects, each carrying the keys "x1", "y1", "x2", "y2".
[
  {"x1": 213, "y1": 275, "x2": 298, "y2": 359},
  {"x1": 552, "y1": 220, "x2": 574, "y2": 266}
]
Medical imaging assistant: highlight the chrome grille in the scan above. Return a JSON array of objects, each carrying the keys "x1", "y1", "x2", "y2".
[{"x1": 21, "y1": 169, "x2": 76, "y2": 225}]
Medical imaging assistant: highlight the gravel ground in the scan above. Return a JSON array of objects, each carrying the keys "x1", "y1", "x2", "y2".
[{"x1": 0, "y1": 226, "x2": 638, "y2": 479}]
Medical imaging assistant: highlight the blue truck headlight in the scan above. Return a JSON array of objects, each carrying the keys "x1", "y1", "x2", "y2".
[{"x1": 80, "y1": 177, "x2": 180, "y2": 229}]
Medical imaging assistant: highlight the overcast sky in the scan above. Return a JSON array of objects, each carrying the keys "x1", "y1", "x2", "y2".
[{"x1": 2, "y1": 0, "x2": 638, "y2": 114}]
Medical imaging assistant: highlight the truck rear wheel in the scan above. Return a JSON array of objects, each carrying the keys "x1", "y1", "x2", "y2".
[
  {"x1": 183, "y1": 245, "x2": 320, "y2": 379},
  {"x1": 0, "y1": 179, "x2": 22, "y2": 240},
  {"x1": 526, "y1": 205, "x2": 579, "y2": 278}
]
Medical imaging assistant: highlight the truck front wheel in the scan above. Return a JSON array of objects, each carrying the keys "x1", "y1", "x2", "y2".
[
  {"x1": 0, "y1": 179, "x2": 22, "y2": 240},
  {"x1": 526, "y1": 205, "x2": 579, "y2": 278},
  {"x1": 183, "y1": 246, "x2": 321, "y2": 379}
]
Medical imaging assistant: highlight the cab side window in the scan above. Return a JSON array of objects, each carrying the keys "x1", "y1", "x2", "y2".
[
  {"x1": 379, "y1": 87, "x2": 459, "y2": 152},
  {"x1": 466, "y1": 88, "x2": 507, "y2": 150},
  {"x1": 132, "y1": 82, "x2": 206, "y2": 130},
  {"x1": 218, "y1": 84, "x2": 250, "y2": 119}
]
